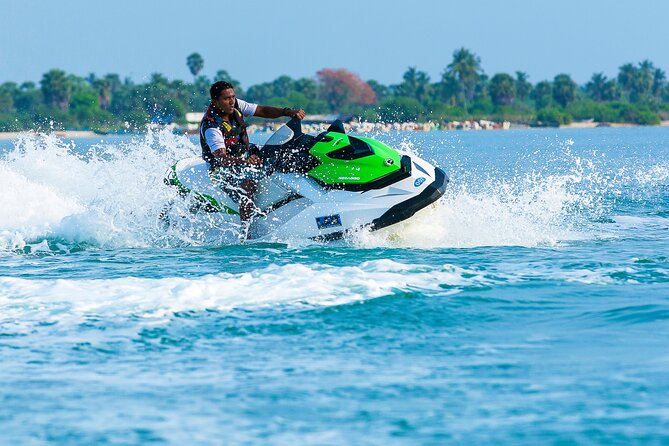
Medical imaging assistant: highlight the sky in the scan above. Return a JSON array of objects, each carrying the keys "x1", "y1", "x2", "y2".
[{"x1": 2, "y1": 0, "x2": 669, "y2": 89}]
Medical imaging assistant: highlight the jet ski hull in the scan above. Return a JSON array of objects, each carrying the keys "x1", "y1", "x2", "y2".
[
  {"x1": 166, "y1": 153, "x2": 448, "y2": 241},
  {"x1": 164, "y1": 119, "x2": 449, "y2": 241}
]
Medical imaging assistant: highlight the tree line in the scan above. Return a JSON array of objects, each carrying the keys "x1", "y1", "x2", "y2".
[{"x1": 1, "y1": 48, "x2": 668, "y2": 132}]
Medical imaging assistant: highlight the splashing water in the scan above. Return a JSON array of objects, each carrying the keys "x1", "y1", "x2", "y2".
[
  {"x1": 1, "y1": 129, "x2": 667, "y2": 253},
  {"x1": 0, "y1": 130, "x2": 201, "y2": 251},
  {"x1": 354, "y1": 135, "x2": 661, "y2": 248}
]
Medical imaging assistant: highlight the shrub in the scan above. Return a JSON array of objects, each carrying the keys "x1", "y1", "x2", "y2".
[{"x1": 535, "y1": 107, "x2": 572, "y2": 126}]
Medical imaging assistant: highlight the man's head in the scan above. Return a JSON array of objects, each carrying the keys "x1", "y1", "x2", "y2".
[{"x1": 210, "y1": 81, "x2": 236, "y2": 115}]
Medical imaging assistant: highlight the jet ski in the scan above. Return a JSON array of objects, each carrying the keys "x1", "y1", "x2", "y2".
[{"x1": 164, "y1": 119, "x2": 448, "y2": 241}]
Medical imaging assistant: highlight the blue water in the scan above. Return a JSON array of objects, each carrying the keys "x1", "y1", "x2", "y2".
[{"x1": 1, "y1": 127, "x2": 668, "y2": 444}]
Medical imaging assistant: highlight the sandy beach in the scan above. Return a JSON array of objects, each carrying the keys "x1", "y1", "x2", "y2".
[{"x1": 560, "y1": 120, "x2": 669, "y2": 129}]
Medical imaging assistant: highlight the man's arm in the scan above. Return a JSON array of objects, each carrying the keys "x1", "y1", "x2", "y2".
[
  {"x1": 206, "y1": 127, "x2": 260, "y2": 166},
  {"x1": 213, "y1": 148, "x2": 262, "y2": 166},
  {"x1": 254, "y1": 105, "x2": 306, "y2": 120}
]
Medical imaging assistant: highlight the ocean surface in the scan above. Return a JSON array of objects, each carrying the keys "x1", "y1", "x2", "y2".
[{"x1": 1, "y1": 126, "x2": 668, "y2": 445}]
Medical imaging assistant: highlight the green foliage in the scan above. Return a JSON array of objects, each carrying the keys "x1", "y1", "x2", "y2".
[
  {"x1": 618, "y1": 60, "x2": 665, "y2": 104},
  {"x1": 613, "y1": 102, "x2": 660, "y2": 125},
  {"x1": 532, "y1": 81, "x2": 553, "y2": 109},
  {"x1": 446, "y1": 47, "x2": 483, "y2": 107},
  {"x1": 70, "y1": 90, "x2": 99, "y2": 120},
  {"x1": 566, "y1": 100, "x2": 602, "y2": 121},
  {"x1": 552, "y1": 74, "x2": 577, "y2": 108},
  {"x1": 535, "y1": 107, "x2": 572, "y2": 127},
  {"x1": 367, "y1": 80, "x2": 390, "y2": 101},
  {"x1": 430, "y1": 103, "x2": 467, "y2": 121},
  {"x1": 515, "y1": 72, "x2": 532, "y2": 101},
  {"x1": 2, "y1": 52, "x2": 668, "y2": 131},
  {"x1": 0, "y1": 84, "x2": 15, "y2": 113},
  {"x1": 41, "y1": 69, "x2": 73, "y2": 111},
  {"x1": 14, "y1": 82, "x2": 40, "y2": 114},
  {"x1": 0, "y1": 113, "x2": 19, "y2": 131},
  {"x1": 396, "y1": 67, "x2": 431, "y2": 102},
  {"x1": 470, "y1": 95, "x2": 494, "y2": 116},
  {"x1": 564, "y1": 101, "x2": 660, "y2": 125},
  {"x1": 633, "y1": 109, "x2": 661, "y2": 125},
  {"x1": 489, "y1": 73, "x2": 516, "y2": 106},
  {"x1": 585, "y1": 73, "x2": 618, "y2": 102},
  {"x1": 376, "y1": 97, "x2": 425, "y2": 122}
]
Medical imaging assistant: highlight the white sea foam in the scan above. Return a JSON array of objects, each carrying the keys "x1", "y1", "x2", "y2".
[
  {"x1": 354, "y1": 170, "x2": 593, "y2": 249},
  {"x1": 0, "y1": 130, "x2": 200, "y2": 251},
  {"x1": 1, "y1": 130, "x2": 663, "y2": 251},
  {"x1": 634, "y1": 163, "x2": 669, "y2": 185},
  {"x1": 2, "y1": 254, "x2": 652, "y2": 332},
  {"x1": 0, "y1": 260, "x2": 489, "y2": 330},
  {"x1": 352, "y1": 134, "x2": 669, "y2": 248}
]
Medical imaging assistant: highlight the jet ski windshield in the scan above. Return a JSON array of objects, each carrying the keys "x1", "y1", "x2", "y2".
[{"x1": 265, "y1": 124, "x2": 294, "y2": 146}]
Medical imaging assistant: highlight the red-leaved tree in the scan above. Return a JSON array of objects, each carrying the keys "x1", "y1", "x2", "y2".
[{"x1": 317, "y1": 68, "x2": 377, "y2": 112}]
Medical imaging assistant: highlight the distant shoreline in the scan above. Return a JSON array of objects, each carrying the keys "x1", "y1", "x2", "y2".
[{"x1": 2, "y1": 121, "x2": 669, "y2": 140}]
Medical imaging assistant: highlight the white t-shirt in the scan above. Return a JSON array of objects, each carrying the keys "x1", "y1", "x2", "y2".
[{"x1": 204, "y1": 99, "x2": 258, "y2": 152}]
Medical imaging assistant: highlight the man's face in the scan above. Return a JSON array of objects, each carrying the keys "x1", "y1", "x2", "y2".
[{"x1": 213, "y1": 88, "x2": 236, "y2": 115}]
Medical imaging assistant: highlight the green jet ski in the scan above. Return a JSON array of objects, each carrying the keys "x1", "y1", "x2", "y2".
[{"x1": 164, "y1": 119, "x2": 448, "y2": 241}]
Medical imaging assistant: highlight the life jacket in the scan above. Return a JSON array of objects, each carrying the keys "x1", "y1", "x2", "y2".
[{"x1": 199, "y1": 100, "x2": 250, "y2": 164}]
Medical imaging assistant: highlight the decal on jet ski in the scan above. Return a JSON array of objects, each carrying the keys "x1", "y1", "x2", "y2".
[
  {"x1": 414, "y1": 177, "x2": 426, "y2": 187},
  {"x1": 316, "y1": 214, "x2": 342, "y2": 229}
]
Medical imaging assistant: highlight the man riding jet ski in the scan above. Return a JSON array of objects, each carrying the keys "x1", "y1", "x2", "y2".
[
  {"x1": 164, "y1": 118, "x2": 448, "y2": 241},
  {"x1": 199, "y1": 81, "x2": 306, "y2": 239}
]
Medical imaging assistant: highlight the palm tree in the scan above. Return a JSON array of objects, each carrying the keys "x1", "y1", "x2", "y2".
[
  {"x1": 617, "y1": 63, "x2": 636, "y2": 100},
  {"x1": 552, "y1": 74, "x2": 577, "y2": 108},
  {"x1": 0, "y1": 83, "x2": 15, "y2": 113},
  {"x1": 104, "y1": 74, "x2": 122, "y2": 94},
  {"x1": 515, "y1": 71, "x2": 532, "y2": 101},
  {"x1": 446, "y1": 47, "x2": 483, "y2": 107},
  {"x1": 619, "y1": 60, "x2": 657, "y2": 103},
  {"x1": 532, "y1": 81, "x2": 553, "y2": 109},
  {"x1": 399, "y1": 66, "x2": 419, "y2": 99},
  {"x1": 653, "y1": 67, "x2": 666, "y2": 98},
  {"x1": 602, "y1": 79, "x2": 621, "y2": 101},
  {"x1": 398, "y1": 67, "x2": 431, "y2": 102},
  {"x1": 367, "y1": 80, "x2": 389, "y2": 101},
  {"x1": 40, "y1": 69, "x2": 73, "y2": 111},
  {"x1": 415, "y1": 71, "x2": 431, "y2": 103},
  {"x1": 636, "y1": 60, "x2": 655, "y2": 101},
  {"x1": 489, "y1": 73, "x2": 516, "y2": 106},
  {"x1": 88, "y1": 74, "x2": 116, "y2": 111},
  {"x1": 186, "y1": 52, "x2": 204, "y2": 78},
  {"x1": 437, "y1": 72, "x2": 459, "y2": 106},
  {"x1": 586, "y1": 73, "x2": 608, "y2": 102}
]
